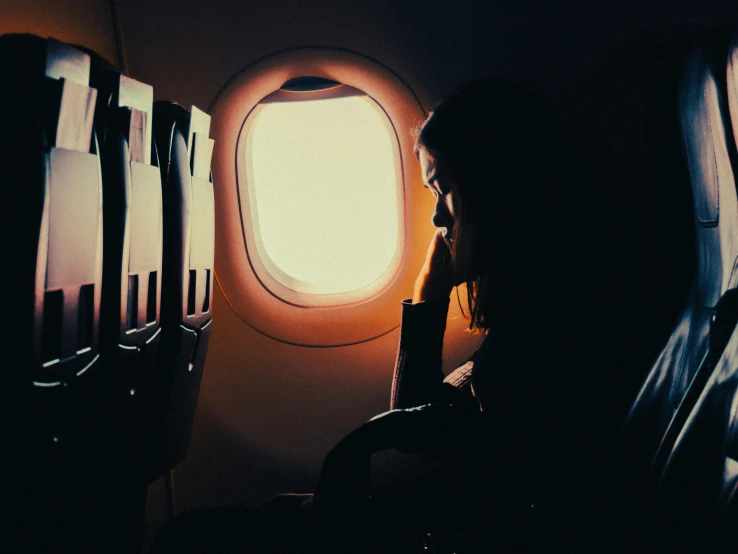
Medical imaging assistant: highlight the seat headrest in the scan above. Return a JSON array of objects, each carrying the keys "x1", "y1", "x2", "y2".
[{"x1": 679, "y1": 39, "x2": 738, "y2": 307}]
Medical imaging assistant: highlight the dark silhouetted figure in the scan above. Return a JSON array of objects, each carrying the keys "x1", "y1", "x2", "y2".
[{"x1": 152, "y1": 79, "x2": 629, "y2": 554}]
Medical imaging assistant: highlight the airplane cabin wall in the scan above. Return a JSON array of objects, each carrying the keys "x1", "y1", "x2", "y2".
[{"x1": 0, "y1": 0, "x2": 117, "y2": 65}]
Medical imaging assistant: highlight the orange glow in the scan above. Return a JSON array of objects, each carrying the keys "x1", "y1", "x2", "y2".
[{"x1": 247, "y1": 95, "x2": 400, "y2": 295}]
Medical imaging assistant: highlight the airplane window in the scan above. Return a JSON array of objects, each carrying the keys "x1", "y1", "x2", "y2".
[
  {"x1": 242, "y1": 86, "x2": 402, "y2": 302},
  {"x1": 212, "y1": 47, "x2": 427, "y2": 345}
]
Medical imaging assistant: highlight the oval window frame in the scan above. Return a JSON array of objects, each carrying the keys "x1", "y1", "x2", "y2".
[{"x1": 210, "y1": 47, "x2": 432, "y2": 346}]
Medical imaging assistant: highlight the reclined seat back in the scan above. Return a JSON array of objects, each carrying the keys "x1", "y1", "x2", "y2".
[
  {"x1": 620, "y1": 28, "x2": 738, "y2": 495},
  {"x1": 85, "y1": 56, "x2": 164, "y2": 551},
  {"x1": 649, "y1": 29, "x2": 738, "y2": 551},
  {"x1": 148, "y1": 101, "x2": 214, "y2": 480},
  {"x1": 1, "y1": 33, "x2": 104, "y2": 450},
  {"x1": 0, "y1": 34, "x2": 107, "y2": 552},
  {"x1": 88, "y1": 57, "x2": 163, "y2": 456}
]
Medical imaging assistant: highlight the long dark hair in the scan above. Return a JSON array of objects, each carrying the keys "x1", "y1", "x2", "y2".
[{"x1": 415, "y1": 79, "x2": 575, "y2": 332}]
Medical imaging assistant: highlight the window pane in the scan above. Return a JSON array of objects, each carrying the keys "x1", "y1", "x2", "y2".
[{"x1": 247, "y1": 95, "x2": 400, "y2": 295}]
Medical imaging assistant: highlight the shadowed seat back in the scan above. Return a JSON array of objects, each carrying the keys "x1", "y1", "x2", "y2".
[
  {"x1": 85, "y1": 55, "x2": 164, "y2": 551},
  {"x1": 88, "y1": 55, "x2": 163, "y2": 458},
  {"x1": 1, "y1": 34, "x2": 103, "y2": 448},
  {"x1": 619, "y1": 28, "x2": 738, "y2": 501},
  {"x1": 148, "y1": 101, "x2": 214, "y2": 480},
  {"x1": 647, "y1": 29, "x2": 738, "y2": 552},
  {"x1": 0, "y1": 34, "x2": 108, "y2": 553},
  {"x1": 1, "y1": 33, "x2": 171, "y2": 554}
]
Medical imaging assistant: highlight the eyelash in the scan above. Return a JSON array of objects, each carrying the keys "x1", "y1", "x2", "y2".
[
  {"x1": 425, "y1": 178, "x2": 448, "y2": 198},
  {"x1": 431, "y1": 180, "x2": 447, "y2": 195}
]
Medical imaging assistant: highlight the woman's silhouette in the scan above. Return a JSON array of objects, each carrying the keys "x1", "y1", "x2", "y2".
[
  {"x1": 152, "y1": 78, "x2": 624, "y2": 554},
  {"x1": 310, "y1": 78, "x2": 624, "y2": 552}
]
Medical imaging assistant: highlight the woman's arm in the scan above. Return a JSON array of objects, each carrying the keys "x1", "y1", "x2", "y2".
[
  {"x1": 312, "y1": 403, "x2": 486, "y2": 516},
  {"x1": 390, "y1": 296, "x2": 452, "y2": 409},
  {"x1": 391, "y1": 230, "x2": 459, "y2": 409}
]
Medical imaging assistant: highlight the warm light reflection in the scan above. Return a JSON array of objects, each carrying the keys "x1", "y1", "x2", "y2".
[{"x1": 248, "y1": 95, "x2": 399, "y2": 295}]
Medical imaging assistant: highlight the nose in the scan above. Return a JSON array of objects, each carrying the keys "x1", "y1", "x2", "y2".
[{"x1": 431, "y1": 196, "x2": 452, "y2": 230}]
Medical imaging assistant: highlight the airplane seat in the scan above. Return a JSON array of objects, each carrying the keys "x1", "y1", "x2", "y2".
[
  {"x1": 641, "y1": 27, "x2": 738, "y2": 553},
  {"x1": 613, "y1": 25, "x2": 738, "y2": 508},
  {"x1": 85, "y1": 54, "x2": 164, "y2": 551},
  {"x1": 147, "y1": 100, "x2": 214, "y2": 482},
  {"x1": 0, "y1": 34, "x2": 109, "y2": 552},
  {"x1": 88, "y1": 51, "x2": 163, "y2": 460},
  {"x1": 1, "y1": 32, "x2": 104, "y2": 451}
]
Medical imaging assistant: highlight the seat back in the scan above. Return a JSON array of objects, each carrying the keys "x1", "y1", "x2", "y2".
[
  {"x1": 86, "y1": 56, "x2": 164, "y2": 551},
  {"x1": 620, "y1": 28, "x2": 738, "y2": 496},
  {"x1": 647, "y1": 28, "x2": 738, "y2": 551},
  {"x1": 148, "y1": 101, "x2": 215, "y2": 480},
  {"x1": 0, "y1": 34, "x2": 108, "y2": 553},
  {"x1": 88, "y1": 56, "x2": 163, "y2": 456},
  {"x1": 1, "y1": 34, "x2": 103, "y2": 447}
]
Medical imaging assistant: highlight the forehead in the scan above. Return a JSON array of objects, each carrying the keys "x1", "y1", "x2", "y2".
[{"x1": 418, "y1": 148, "x2": 437, "y2": 181}]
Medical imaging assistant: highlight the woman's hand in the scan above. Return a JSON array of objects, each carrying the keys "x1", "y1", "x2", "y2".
[{"x1": 412, "y1": 228, "x2": 456, "y2": 303}]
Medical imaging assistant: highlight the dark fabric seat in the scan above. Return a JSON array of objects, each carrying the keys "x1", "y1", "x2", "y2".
[
  {"x1": 147, "y1": 101, "x2": 215, "y2": 481},
  {"x1": 86, "y1": 52, "x2": 165, "y2": 552},
  {"x1": 0, "y1": 33, "x2": 190, "y2": 554},
  {"x1": 0, "y1": 33, "x2": 108, "y2": 553},
  {"x1": 643, "y1": 27, "x2": 738, "y2": 553},
  {"x1": 616, "y1": 25, "x2": 738, "y2": 506}
]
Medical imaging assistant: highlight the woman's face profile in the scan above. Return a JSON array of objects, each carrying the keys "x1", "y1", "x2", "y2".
[{"x1": 419, "y1": 148, "x2": 456, "y2": 241}]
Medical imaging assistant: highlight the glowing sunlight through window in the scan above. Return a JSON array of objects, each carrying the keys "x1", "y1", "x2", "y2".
[{"x1": 245, "y1": 93, "x2": 400, "y2": 296}]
